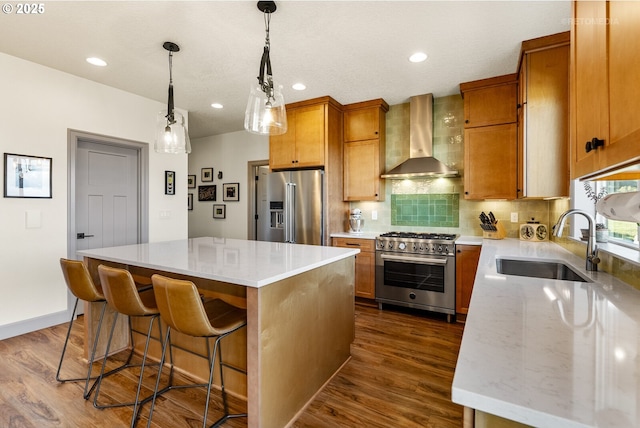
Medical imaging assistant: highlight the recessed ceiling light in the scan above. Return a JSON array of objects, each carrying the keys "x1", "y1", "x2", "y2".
[
  {"x1": 211, "y1": 103, "x2": 223, "y2": 109},
  {"x1": 292, "y1": 83, "x2": 306, "y2": 91},
  {"x1": 86, "y1": 57, "x2": 107, "y2": 67},
  {"x1": 409, "y1": 52, "x2": 428, "y2": 63}
]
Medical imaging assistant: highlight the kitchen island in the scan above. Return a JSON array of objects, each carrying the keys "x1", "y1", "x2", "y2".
[
  {"x1": 78, "y1": 237, "x2": 358, "y2": 428},
  {"x1": 452, "y1": 238, "x2": 640, "y2": 428}
]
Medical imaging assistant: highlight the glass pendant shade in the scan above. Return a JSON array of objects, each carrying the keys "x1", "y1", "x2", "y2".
[
  {"x1": 155, "y1": 110, "x2": 192, "y2": 154},
  {"x1": 244, "y1": 82, "x2": 287, "y2": 135}
]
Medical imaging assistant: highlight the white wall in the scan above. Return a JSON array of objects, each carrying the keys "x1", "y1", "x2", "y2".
[
  {"x1": 189, "y1": 131, "x2": 269, "y2": 239},
  {"x1": 0, "y1": 53, "x2": 188, "y2": 338}
]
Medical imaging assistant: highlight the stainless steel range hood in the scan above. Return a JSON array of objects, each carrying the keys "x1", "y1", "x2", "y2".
[{"x1": 381, "y1": 94, "x2": 459, "y2": 179}]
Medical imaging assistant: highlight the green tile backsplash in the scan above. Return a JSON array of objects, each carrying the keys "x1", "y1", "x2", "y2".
[{"x1": 391, "y1": 194, "x2": 459, "y2": 227}]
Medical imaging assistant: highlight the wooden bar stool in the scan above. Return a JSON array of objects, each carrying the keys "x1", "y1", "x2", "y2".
[
  {"x1": 147, "y1": 274, "x2": 247, "y2": 428},
  {"x1": 95, "y1": 265, "x2": 171, "y2": 428},
  {"x1": 57, "y1": 258, "x2": 110, "y2": 399}
]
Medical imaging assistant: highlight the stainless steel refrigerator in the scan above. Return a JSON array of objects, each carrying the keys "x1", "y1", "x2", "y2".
[{"x1": 256, "y1": 166, "x2": 324, "y2": 245}]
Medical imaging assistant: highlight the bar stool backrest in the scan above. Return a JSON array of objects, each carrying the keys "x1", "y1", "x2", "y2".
[
  {"x1": 97, "y1": 265, "x2": 157, "y2": 316},
  {"x1": 151, "y1": 274, "x2": 222, "y2": 337},
  {"x1": 60, "y1": 258, "x2": 104, "y2": 302}
]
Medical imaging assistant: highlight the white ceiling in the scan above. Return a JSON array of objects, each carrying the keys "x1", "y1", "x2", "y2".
[{"x1": 0, "y1": 1, "x2": 572, "y2": 139}]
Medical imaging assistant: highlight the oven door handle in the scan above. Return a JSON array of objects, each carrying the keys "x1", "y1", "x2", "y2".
[{"x1": 380, "y1": 254, "x2": 448, "y2": 265}]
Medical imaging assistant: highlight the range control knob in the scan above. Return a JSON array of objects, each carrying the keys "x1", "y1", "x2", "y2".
[
  {"x1": 398, "y1": 242, "x2": 406, "y2": 250},
  {"x1": 409, "y1": 292, "x2": 416, "y2": 300},
  {"x1": 438, "y1": 245, "x2": 443, "y2": 253}
]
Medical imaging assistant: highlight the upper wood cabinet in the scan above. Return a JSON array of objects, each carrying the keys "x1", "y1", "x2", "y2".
[
  {"x1": 269, "y1": 96, "x2": 343, "y2": 171},
  {"x1": 462, "y1": 76, "x2": 517, "y2": 128},
  {"x1": 571, "y1": 1, "x2": 640, "y2": 180},
  {"x1": 343, "y1": 99, "x2": 388, "y2": 201},
  {"x1": 460, "y1": 75, "x2": 518, "y2": 200},
  {"x1": 517, "y1": 32, "x2": 570, "y2": 199}
]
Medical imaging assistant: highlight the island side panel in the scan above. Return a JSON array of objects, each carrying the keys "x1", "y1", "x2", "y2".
[{"x1": 247, "y1": 256, "x2": 355, "y2": 428}]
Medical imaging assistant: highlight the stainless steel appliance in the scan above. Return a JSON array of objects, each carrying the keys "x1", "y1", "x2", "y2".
[
  {"x1": 256, "y1": 167, "x2": 323, "y2": 245},
  {"x1": 375, "y1": 231, "x2": 458, "y2": 322}
]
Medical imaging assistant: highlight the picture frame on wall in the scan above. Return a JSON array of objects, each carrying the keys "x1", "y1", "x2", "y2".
[
  {"x1": 213, "y1": 204, "x2": 226, "y2": 219},
  {"x1": 201, "y1": 167, "x2": 213, "y2": 182},
  {"x1": 4, "y1": 153, "x2": 52, "y2": 198},
  {"x1": 165, "y1": 171, "x2": 175, "y2": 195},
  {"x1": 188, "y1": 193, "x2": 193, "y2": 210},
  {"x1": 198, "y1": 185, "x2": 216, "y2": 201},
  {"x1": 187, "y1": 175, "x2": 196, "y2": 188},
  {"x1": 222, "y1": 182, "x2": 240, "y2": 202}
]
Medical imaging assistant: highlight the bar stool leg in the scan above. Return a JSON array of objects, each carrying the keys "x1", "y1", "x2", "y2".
[
  {"x1": 130, "y1": 314, "x2": 162, "y2": 428},
  {"x1": 146, "y1": 326, "x2": 172, "y2": 428},
  {"x1": 83, "y1": 300, "x2": 109, "y2": 399}
]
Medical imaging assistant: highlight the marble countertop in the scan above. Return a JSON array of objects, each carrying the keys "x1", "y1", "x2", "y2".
[
  {"x1": 78, "y1": 237, "x2": 359, "y2": 288},
  {"x1": 452, "y1": 238, "x2": 640, "y2": 428}
]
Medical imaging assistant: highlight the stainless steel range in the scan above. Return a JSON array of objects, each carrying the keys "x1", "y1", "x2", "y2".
[{"x1": 375, "y1": 232, "x2": 458, "y2": 322}]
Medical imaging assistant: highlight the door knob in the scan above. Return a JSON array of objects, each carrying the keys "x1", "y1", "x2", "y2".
[{"x1": 77, "y1": 233, "x2": 95, "y2": 239}]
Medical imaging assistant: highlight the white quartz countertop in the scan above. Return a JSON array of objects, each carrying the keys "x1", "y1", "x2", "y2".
[
  {"x1": 330, "y1": 232, "x2": 379, "y2": 240},
  {"x1": 452, "y1": 238, "x2": 640, "y2": 428},
  {"x1": 78, "y1": 237, "x2": 359, "y2": 288}
]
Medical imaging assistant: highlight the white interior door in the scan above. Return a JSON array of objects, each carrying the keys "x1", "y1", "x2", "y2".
[{"x1": 76, "y1": 141, "x2": 139, "y2": 251}]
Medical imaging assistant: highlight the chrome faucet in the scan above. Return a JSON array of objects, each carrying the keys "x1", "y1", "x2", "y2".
[{"x1": 553, "y1": 209, "x2": 600, "y2": 271}]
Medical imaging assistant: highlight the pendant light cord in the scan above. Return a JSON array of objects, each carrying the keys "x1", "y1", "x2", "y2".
[
  {"x1": 166, "y1": 50, "x2": 175, "y2": 124},
  {"x1": 258, "y1": 9, "x2": 274, "y2": 101}
]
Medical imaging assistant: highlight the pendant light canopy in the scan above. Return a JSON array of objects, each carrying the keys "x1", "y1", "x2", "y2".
[
  {"x1": 155, "y1": 41, "x2": 191, "y2": 154},
  {"x1": 244, "y1": 1, "x2": 287, "y2": 135}
]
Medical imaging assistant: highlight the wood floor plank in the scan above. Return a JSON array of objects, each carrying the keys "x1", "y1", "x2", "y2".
[{"x1": 0, "y1": 304, "x2": 464, "y2": 427}]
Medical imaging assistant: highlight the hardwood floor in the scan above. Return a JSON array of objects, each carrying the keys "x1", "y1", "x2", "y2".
[{"x1": 0, "y1": 305, "x2": 464, "y2": 427}]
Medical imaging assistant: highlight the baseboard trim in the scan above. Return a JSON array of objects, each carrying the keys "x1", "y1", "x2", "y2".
[{"x1": 0, "y1": 310, "x2": 69, "y2": 341}]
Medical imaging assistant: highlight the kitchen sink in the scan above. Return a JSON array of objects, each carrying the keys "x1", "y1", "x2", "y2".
[{"x1": 496, "y1": 258, "x2": 592, "y2": 283}]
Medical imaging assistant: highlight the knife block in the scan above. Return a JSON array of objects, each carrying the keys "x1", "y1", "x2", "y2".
[{"x1": 482, "y1": 222, "x2": 506, "y2": 240}]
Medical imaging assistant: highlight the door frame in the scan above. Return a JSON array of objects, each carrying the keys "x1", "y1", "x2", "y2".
[
  {"x1": 66, "y1": 129, "x2": 149, "y2": 312},
  {"x1": 247, "y1": 159, "x2": 269, "y2": 240}
]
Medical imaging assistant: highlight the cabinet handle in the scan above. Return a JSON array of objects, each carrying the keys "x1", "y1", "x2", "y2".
[
  {"x1": 374, "y1": 131, "x2": 379, "y2": 135},
  {"x1": 585, "y1": 137, "x2": 604, "y2": 153},
  {"x1": 465, "y1": 119, "x2": 469, "y2": 124},
  {"x1": 457, "y1": 249, "x2": 461, "y2": 253},
  {"x1": 346, "y1": 243, "x2": 361, "y2": 247}
]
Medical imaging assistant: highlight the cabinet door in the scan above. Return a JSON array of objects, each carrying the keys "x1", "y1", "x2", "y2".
[
  {"x1": 463, "y1": 84, "x2": 517, "y2": 128},
  {"x1": 333, "y1": 238, "x2": 376, "y2": 299},
  {"x1": 344, "y1": 139, "x2": 382, "y2": 201},
  {"x1": 344, "y1": 108, "x2": 380, "y2": 142},
  {"x1": 455, "y1": 245, "x2": 481, "y2": 315},
  {"x1": 521, "y1": 45, "x2": 570, "y2": 198},
  {"x1": 604, "y1": 0, "x2": 640, "y2": 170},
  {"x1": 464, "y1": 123, "x2": 517, "y2": 199},
  {"x1": 354, "y1": 250, "x2": 375, "y2": 299},
  {"x1": 295, "y1": 104, "x2": 325, "y2": 168},
  {"x1": 571, "y1": 0, "x2": 608, "y2": 179},
  {"x1": 270, "y1": 109, "x2": 297, "y2": 170}
]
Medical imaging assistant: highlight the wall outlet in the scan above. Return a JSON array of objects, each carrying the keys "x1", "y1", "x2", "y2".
[
  {"x1": 510, "y1": 212, "x2": 518, "y2": 223},
  {"x1": 160, "y1": 210, "x2": 171, "y2": 219},
  {"x1": 372, "y1": 210, "x2": 378, "y2": 220}
]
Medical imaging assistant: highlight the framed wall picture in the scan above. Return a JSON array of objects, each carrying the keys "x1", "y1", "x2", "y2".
[
  {"x1": 4, "y1": 153, "x2": 52, "y2": 198},
  {"x1": 222, "y1": 182, "x2": 240, "y2": 202},
  {"x1": 188, "y1": 193, "x2": 193, "y2": 210},
  {"x1": 187, "y1": 175, "x2": 196, "y2": 188},
  {"x1": 198, "y1": 185, "x2": 216, "y2": 201},
  {"x1": 165, "y1": 171, "x2": 175, "y2": 195},
  {"x1": 201, "y1": 167, "x2": 213, "y2": 182},
  {"x1": 213, "y1": 204, "x2": 226, "y2": 219}
]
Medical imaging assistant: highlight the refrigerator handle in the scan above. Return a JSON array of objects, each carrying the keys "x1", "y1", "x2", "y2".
[{"x1": 285, "y1": 182, "x2": 296, "y2": 243}]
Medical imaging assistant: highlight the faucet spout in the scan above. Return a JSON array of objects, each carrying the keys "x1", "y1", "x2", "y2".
[{"x1": 553, "y1": 209, "x2": 599, "y2": 271}]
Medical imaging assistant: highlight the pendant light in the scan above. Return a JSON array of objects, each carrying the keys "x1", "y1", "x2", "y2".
[
  {"x1": 155, "y1": 41, "x2": 191, "y2": 154},
  {"x1": 244, "y1": 1, "x2": 287, "y2": 135}
]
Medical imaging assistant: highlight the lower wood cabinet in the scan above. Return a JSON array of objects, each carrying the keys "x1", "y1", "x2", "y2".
[
  {"x1": 333, "y1": 237, "x2": 376, "y2": 299},
  {"x1": 455, "y1": 244, "x2": 481, "y2": 316}
]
